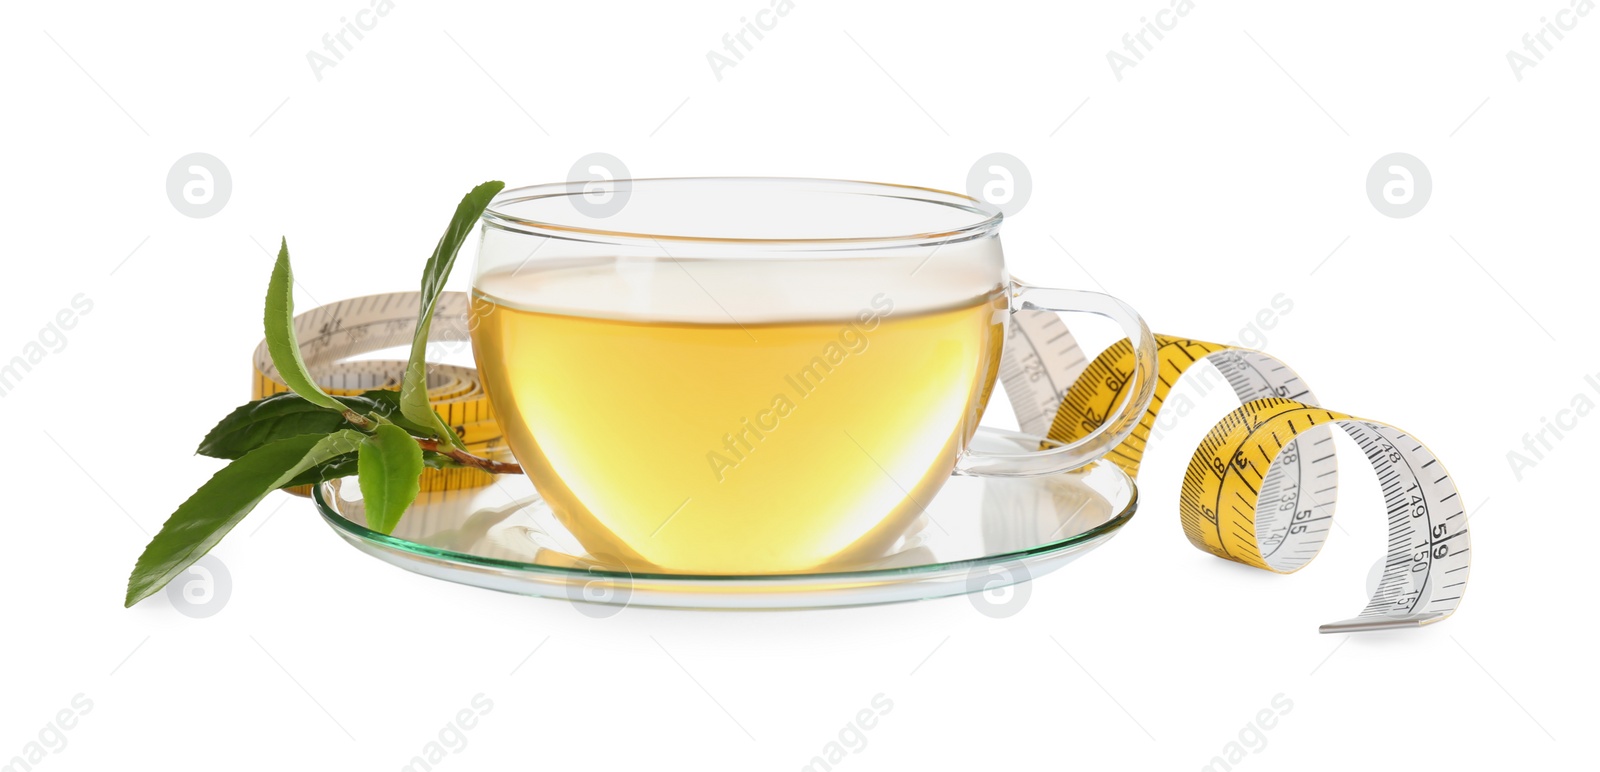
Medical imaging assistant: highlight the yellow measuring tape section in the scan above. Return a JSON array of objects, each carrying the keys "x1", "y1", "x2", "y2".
[
  {"x1": 1047, "y1": 335, "x2": 1471, "y2": 631},
  {"x1": 252, "y1": 292, "x2": 503, "y2": 492}
]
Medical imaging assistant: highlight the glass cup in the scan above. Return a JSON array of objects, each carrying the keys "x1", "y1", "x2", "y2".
[{"x1": 469, "y1": 178, "x2": 1156, "y2": 574}]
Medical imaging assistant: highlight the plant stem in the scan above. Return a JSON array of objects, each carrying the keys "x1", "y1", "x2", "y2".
[
  {"x1": 341, "y1": 409, "x2": 374, "y2": 430},
  {"x1": 415, "y1": 438, "x2": 523, "y2": 475}
]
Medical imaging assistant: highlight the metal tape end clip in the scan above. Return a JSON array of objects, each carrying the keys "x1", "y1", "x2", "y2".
[{"x1": 1319, "y1": 612, "x2": 1449, "y2": 634}]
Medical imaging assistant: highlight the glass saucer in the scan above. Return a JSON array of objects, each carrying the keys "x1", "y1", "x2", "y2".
[{"x1": 312, "y1": 428, "x2": 1138, "y2": 610}]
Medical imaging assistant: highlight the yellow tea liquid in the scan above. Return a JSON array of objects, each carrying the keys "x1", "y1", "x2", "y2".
[{"x1": 470, "y1": 263, "x2": 1005, "y2": 573}]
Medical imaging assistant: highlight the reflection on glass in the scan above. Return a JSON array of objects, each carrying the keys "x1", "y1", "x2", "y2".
[{"x1": 329, "y1": 451, "x2": 1129, "y2": 575}]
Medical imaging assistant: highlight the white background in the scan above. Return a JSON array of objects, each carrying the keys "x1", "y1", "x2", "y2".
[{"x1": 2, "y1": 0, "x2": 1595, "y2": 769}]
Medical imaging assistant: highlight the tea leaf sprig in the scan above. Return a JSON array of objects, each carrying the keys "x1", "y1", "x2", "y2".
[{"x1": 125, "y1": 181, "x2": 517, "y2": 608}]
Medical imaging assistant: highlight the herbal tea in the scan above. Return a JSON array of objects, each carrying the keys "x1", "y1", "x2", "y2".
[{"x1": 470, "y1": 260, "x2": 1006, "y2": 573}]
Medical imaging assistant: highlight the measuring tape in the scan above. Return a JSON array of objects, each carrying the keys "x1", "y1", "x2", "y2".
[
  {"x1": 1001, "y1": 309, "x2": 1470, "y2": 633},
  {"x1": 252, "y1": 291, "x2": 503, "y2": 492},
  {"x1": 259, "y1": 291, "x2": 1470, "y2": 631}
]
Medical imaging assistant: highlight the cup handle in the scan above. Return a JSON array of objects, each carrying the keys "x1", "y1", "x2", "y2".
[{"x1": 953, "y1": 281, "x2": 1159, "y2": 478}]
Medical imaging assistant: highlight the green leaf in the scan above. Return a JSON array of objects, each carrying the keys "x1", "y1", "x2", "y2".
[
  {"x1": 357, "y1": 423, "x2": 424, "y2": 534},
  {"x1": 280, "y1": 448, "x2": 461, "y2": 488},
  {"x1": 265, "y1": 238, "x2": 345, "y2": 414},
  {"x1": 125, "y1": 430, "x2": 365, "y2": 608},
  {"x1": 353, "y1": 389, "x2": 454, "y2": 440},
  {"x1": 197, "y1": 390, "x2": 445, "y2": 461},
  {"x1": 280, "y1": 452, "x2": 358, "y2": 488},
  {"x1": 400, "y1": 181, "x2": 505, "y2": 447},
  {"x1": 198, "y1": 393, "x2": 351, "y2": 459}
]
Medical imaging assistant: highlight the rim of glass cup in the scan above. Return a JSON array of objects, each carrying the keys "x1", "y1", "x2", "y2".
[{"x1": 481, "y1": 176, "x2": 1004, "y2": 250}]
